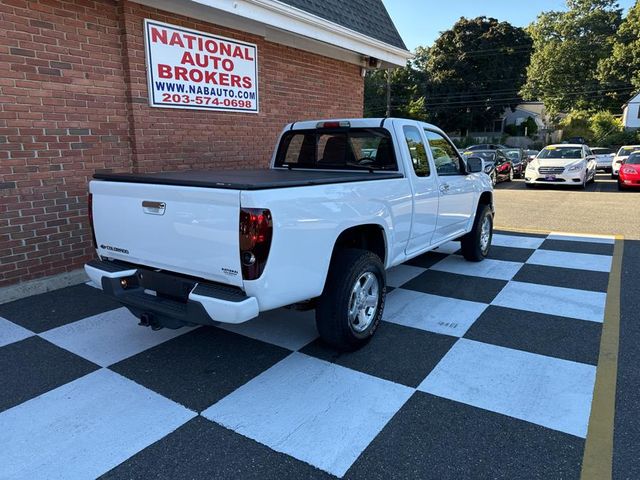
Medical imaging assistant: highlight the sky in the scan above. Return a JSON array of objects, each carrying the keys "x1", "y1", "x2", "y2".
[{"x1": 383, "y1": 0, "x2": 637, "y2": 51}]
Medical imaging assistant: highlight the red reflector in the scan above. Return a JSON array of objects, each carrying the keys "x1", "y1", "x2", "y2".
[
  {"x1": 316, "y1": 121, "x2": 351, "y2": 129},
  {"x1": 239, "y1": 208, "x2": 273, "y2": 281}
]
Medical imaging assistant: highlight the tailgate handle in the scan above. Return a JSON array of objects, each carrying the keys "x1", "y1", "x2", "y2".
[{"x1": 142, "y1": 201, "x2": 166, "y2": 215}]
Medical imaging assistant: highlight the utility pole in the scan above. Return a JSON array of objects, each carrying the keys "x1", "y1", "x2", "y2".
[{"x1": 385, "y1": 68, "x2": 391, "y2": 118}]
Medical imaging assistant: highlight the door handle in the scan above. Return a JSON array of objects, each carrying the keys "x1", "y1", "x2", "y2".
[{"x1": 439, "y1": 184, "x2": 450, "y2": 193}]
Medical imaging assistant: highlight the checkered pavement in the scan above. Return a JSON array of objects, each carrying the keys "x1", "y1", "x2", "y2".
[{"x1": 0, "y1": 230, "x2": 616, "y2": 479}]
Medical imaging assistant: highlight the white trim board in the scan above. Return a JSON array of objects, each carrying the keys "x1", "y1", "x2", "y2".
[{"x1": 131, "y1": 0, "x2": 411, "y2": 67}]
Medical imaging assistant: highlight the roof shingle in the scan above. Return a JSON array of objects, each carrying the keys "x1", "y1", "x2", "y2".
[{"x1": 278, "y1": 0, "x2": 407, "y2": 50}]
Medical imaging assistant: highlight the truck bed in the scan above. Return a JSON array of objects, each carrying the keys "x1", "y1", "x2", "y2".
[{"x1": 93, "y1": 168, "x2": 403, "y2": 190}]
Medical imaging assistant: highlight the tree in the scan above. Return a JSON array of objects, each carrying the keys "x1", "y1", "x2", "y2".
[
  {"x1": 598, "y1": 0, "x2": 640, "y2": 92},
  {"x1": 424, "y1": 17, "x2": 532, "y2": 133},
  {"x1": 521, "y1": 0, "x2": 624, "y2": 114},
  {"x1": 363, "y1": 52, "x2": 428, "y2": 120}
]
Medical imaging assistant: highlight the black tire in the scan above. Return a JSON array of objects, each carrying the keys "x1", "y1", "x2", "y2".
[
  {"x1": 618, "y1": 181, "x2": 624, "y2": 191},
  {"x1": 315, "y1": 249, "x2": 386, "y2": 351},
  {"x1": 525, "y1": 182, "x2": 534, "y2": 188},
  {"x1": 460, "y1": 204, "x2": 493, "y2": 262}
]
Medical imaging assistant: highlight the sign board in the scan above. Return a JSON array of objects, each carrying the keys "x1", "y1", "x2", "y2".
[{"x1": 144, "y1": 19, "x2": 259, "y2": 113}]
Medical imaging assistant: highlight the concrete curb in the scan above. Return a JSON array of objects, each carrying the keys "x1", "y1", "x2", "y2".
[{"x1": 0, "y1": 269, "x2": 89, "y2": 305}]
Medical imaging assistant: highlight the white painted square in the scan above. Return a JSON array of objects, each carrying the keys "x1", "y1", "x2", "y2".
[
  {"x1": 218, "y1": 308, "x2": 318, "y2": 351},
  {"x1": 0, "y1": 369, "x2": 196, "y2": 479},
  {"x1": 430, "y1": 255, "x2": 523, "y2": 281},
  {"x1": 492, "y1": 233, "x2": 545, "y2": 249},
  {"x1": 0, "y1": 316, "x2": 34, "y2": 348},
  {"x1": 385, "y1": 264, "x2": 425, "y2": 288},
  {"x1": 418, "y1": 339, "x2": 596, "y2": 437},
  {"x1": 548, "y1": 232, "x2": 615, "y2": 244},
  {"x1": 492, "y1": 281, "x2": 606, "y2": 322},
  {"x1": 203, "y1": 352, "x2": 412, "y2": 477},
  {"x1": 40, "y1": 307, "x2": 196, "y2": 367},
  {"x1": 434, "y1": 241, "x2": 461, "y2": 254},
  {"x1": 384, "y1": 289, "x2": 487, "y2": 337},
  {"x1": 528, "y1": 249, "x2": 612, "y2": 273}
]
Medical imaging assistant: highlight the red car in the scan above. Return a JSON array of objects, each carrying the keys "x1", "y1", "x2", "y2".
[{"x1": 618, "y1": 151, "x2": 640, "y2": 190}]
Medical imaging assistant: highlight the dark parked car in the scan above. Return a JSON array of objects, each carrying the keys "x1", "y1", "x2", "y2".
[
  {"x1": 463, "y1": 149, "x2": 514, "y2": 186},
  {"x1": 466, "y1": 143, "x2": 509, "y2": 151},
  {"x1": 502, "y1": 148, "x2": 526, "y2": 178}
]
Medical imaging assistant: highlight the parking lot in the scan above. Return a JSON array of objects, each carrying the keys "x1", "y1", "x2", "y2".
[{"x1": 2, "y1": 172, "x2": 638, "y2": 479}]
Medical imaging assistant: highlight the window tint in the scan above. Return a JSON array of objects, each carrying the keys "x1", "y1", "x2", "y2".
[
  {"x1": 626, "y1": 152, "x2": 640, "y2": 164},
  {"x1": 402, "y1": 126, "x2": 430, "y2": 177},
  {"x1": 424, "y1": 130, "x2": 464, "y2": 176},
  {"x1": 275, "y1": 128, "x2": 397, "y2": 171},
  {"x1": 538, "y1": 147, "x2": 583, "y2": 159}
]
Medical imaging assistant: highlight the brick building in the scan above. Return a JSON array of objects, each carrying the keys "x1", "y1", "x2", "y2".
[{"x1": 0, "y1": 0, "x2": 409, "y2": 296}]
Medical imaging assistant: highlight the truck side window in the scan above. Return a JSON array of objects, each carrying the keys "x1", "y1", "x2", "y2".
[
  {"x1": 424, "y1": 130, "x2": 464, "y2": 176},
  {"x1": 402, "y1": 126, "x2": 430, "y2": 177}
]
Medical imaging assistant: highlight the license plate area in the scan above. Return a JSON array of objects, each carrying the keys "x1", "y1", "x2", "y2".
[
  {"x1": 136, "y1": 268, "x2": 197, "y2": 302},
  {"x1": 545, "y1": 175, "x2": 557, "y2": 181}
]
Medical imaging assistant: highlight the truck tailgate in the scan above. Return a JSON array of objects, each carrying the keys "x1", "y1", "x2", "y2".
[{"x1": 90, "y1": 180, "x2": 243, "y2": 287}]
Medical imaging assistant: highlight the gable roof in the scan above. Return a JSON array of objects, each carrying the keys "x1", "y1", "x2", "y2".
[
  {"x1": 623, "y1": 92, "x2": 640, "y2": 108},
  {"x1": 278, "y1": 0, "x2": 407, "y2": 50}
]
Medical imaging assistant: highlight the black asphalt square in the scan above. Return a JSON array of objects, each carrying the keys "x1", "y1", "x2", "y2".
[
  {"x1": 540, "y1": 239, "x2": 614, "y2": 256},
  {"x1": 0, "y1": 336, "x2": 99, "y2": 412},
  {"x1": 0, "y1": 284, "x2": 121, "y2": 333},
  {"x1": 405, "y1": 250, "x2": 449, "y2": 269},
  {"x1": 401, "y1": 270, "x2": 508, "y2": 304},
  {"x1": 514, "y1": 264, "x2": 610, "y2": 292},
  {"x1": 345, "y1": 391, "x2": 585, "y2": 480},
  {"x1": 109, "y1": 327, "x2": 291, "y2": 411},
  {"x1": 464, "y1": 306, "x2": 602, "y2": 365},
  {"x1": 495, "y1": 229, "x2": 547, "y2": 238},
  {"x1": 487, "y1": 245, "x2": 535, "y2": 263},
  {"x1": 300, "y1": 321, "x2": 457, "y2": 387},
  {"x1": 100, "y1": 416, "x2": 333, "y2": 480}
]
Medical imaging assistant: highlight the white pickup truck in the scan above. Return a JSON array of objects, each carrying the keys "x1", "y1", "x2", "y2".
[{"x1": 86, "y1": 118, "x2": 493, "y2": 350}]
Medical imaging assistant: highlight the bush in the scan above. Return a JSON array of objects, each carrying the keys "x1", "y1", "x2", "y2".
[
  {"x1": 504, "y1": 124, "x2": 518, "y2": 136},
  {"x1": 590, "y1": 111, "x2": 622, "y2": 143}
]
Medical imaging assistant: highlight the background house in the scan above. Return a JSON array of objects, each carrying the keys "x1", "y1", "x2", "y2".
[{"x1": 622, "y1": 92, "x2": 640, "y2": 130}]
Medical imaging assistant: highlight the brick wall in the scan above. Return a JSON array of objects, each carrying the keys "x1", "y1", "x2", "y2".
[{"x1": 0, "y1": 0, "x2": 364, "y2": 288}]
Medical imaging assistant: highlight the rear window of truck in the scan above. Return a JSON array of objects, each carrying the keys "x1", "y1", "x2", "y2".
[{"x1": 275, "y1": 128, "x2": 398, "y2": 171}]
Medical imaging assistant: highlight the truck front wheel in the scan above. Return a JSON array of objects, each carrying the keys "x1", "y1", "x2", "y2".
[
  {"x1": 460, "y1": 204, "x2": 493, "y2": 262},
  {"x1": 316, "y1": 249, "x2": 386, "y2": 351}
]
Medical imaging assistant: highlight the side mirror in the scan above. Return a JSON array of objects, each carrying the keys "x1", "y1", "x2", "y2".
[{"x1": 466, "y1": 156, "x2": 483, "y2": 173}]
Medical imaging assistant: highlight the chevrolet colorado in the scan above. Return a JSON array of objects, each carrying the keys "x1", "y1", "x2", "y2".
[{"x1": 86, "y1": 118, "x2": 493, "y2": 350}]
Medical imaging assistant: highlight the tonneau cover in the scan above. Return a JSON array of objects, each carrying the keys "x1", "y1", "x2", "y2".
[{"x1": 93, "y1": 168, "x2": 403, "y2": 190}]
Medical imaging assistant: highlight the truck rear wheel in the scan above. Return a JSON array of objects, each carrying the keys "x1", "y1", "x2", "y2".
[
  {"x1": 460, "y1": 204, "x2": 493, "y2": 262},
  {"x1": 316, "y1": 249, "x2": 386, "y2": 351}
]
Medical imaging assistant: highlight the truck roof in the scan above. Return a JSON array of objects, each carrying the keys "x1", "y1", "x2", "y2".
[{"x1": 288, "y1": 117, "x2": 444, "y2": 133}]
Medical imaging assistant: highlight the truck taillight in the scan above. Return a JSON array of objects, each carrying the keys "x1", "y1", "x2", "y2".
[
  {"x1": 88, "y1": 193, "x2": 97, "y2": 249},
  {"x1": 239, "y1": 208, "x2": 273, "y2": 280}
]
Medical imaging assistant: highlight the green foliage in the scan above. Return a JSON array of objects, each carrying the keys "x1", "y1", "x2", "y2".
[
  {"x1": 521, "y1": 117, "x2": 539, "y2": 137},
  {"x1": 521, "y1": 0, "x2": 624, "y2": 114},
  {"x1": 425, "y1": 17, "x2": 532, "y2": 133},
  {"x1": 504, "y1": 124, "x2": 519, "y2": 136},
  {"x1": 558, "y1": 109, "x2": 633, "y2": 146},
  {"x1": 589, "y1": 110, "x2": 622, "y2": 141},
  {"x1": 560, "y1": 110, "x2": 596, "y2": 142},
  {"x1": 598, "y1": 1, "x2": 640, "y2": 91},
  {"x1": 363, "y1": 55, "x2": 428, "y2": 120}
]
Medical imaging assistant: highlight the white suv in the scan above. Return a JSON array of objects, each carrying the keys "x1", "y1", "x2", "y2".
[
  {"x1": 612, "y1": 145, "x2": 640, "y2": 178},
  {"x1": 525, "y1": 144, "x2": 597, "y2": 188}
]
